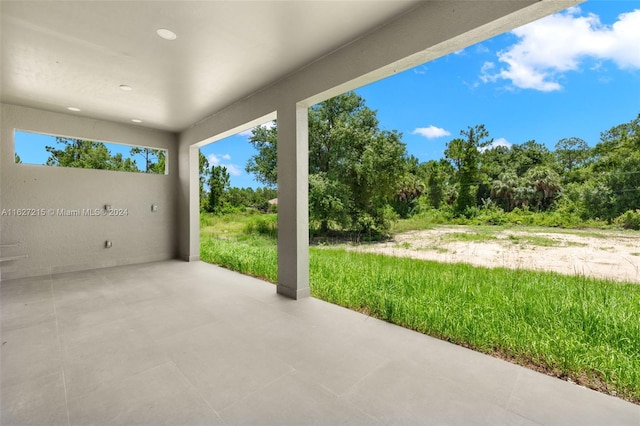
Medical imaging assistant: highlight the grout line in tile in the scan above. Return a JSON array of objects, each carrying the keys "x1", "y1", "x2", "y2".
[
  {"x1": 49, "y1": 275, "x2": 71, "y2": 426},
  {"x1": 169, "y1": 359, "x2": 227, "y2": 425},
  {"x1": 337, "y1": 357, "x2": 391, "y2": 398},
  {"x1": 218, "y1": 366, "x2": 297, "y2": 414}
]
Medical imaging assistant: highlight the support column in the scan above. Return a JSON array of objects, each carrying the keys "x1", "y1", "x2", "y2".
[
  {"x1": 276, "y1": 102, "x2": 310, "y2": 299},
  {"x1": 178, "y1": 139, "x2": 200, "y2": 262}
]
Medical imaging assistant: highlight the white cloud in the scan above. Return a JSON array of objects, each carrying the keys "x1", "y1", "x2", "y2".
[
  {"x1": 481, "y1": 7, "x2": 640, "y2": 91},
  {"x1": 224, "y1": 164, "x2": 242, "y2": 176},
  {"x1": 480, "y1": 137, "x2": 512, "y2": 152},
  {"x1": 490, "y1": 138, "x2": 512, "y2": 149},
  {"x1": 207, "y1": 154, "x2": 219, "y2": 165},
  {"x1": 208, "y1": 153, "x2": 229, "y2": 165},
  {"x1": 475, "y1": 44, "x2": 490, "y2": 55},
  {"x1": 412, "y1": 125, "x2": 451, "y2": 139},
  {"x1": 207, "y1": 153, "x2": 241, "y2": 176}
]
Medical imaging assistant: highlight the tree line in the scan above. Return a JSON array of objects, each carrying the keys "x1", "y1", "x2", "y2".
[
  {"x1": 199, "y1": 153, "x2": 277, "y2": 213},
  {"x1": 223, "y1": 91, "x2": 637, "y2": 234},
  {"x1": 410, "y1": 114, "x2": 640, "y2": 228},
  {"x1": 29, "y1": 137, "x2": 167, "y2": 174},
  {"x1": 19, "y1": 99, "x2": 635, "y2": 234}
]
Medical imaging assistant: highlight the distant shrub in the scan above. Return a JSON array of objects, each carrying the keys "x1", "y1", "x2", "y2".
[
  {"x1": 243, "y1": 215, "x2": 278, "y2": 238},
  {"x1": 401, "y1": 205, "x2": 610, "y2": 229},
  {"x1": 504, "y1": 207, "x2": 535, "y2": 226},
  {"x1": 415, "y1": 206, "x2": 454, "y2": 224},
  {"x1": 475, "y1": 203, "x2": 507, "y2": 226},
  {"x1": 615, "y1": 210, "x2": 640, "y2": 230},
  {"x1": 462, "y1": 206, "x2": 481, "y2": 219}
]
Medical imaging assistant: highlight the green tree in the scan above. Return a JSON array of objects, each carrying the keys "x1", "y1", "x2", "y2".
[
  {"x1": 491, "y1": 171, "x2": 519, "y2": 212},
  {"x1": 593, "y1": 114, "x2": 640, "y2": 162},
  {"x1": 390, "y1": 156, "x2": 425, "y2": 218},
  {"x1": 309, "y1": 173, "x2": 352, "y2": 232},
  {"x1": 224, "y1": 186, "x2": 277, "y2": 211},
  {"x1": 247, "y1": 91, "x2": 407, "y2": 235},
  {"x1": 579, "y1": 180, "x2": 615, "y2": 220},
  {"x1": 477, "y1": 144, "x2": 510, "y2": 204},
  {"x1": 555, "y1": 137, "x2": 590, "y2": 173},
  {"x1": 479, "y1": 144, "x2": 511, "y2": 182},
  {"x1": 206, "y1": 165, "x2": 230, "y2": 214},
  {"x1": 524, "y1": 166, "x2": 562, "y2": 211},
  {"x1": 246, "y1": 123, "x2": 278, "y2": 188},
  {"x1": 130, "y1": 147, "x2": 165, "y2": 174},
  {"x1": 225, "y1": 187, "x2": 247, "y2": 208},
  {"x1": 586, "y1": 114, "x2": 640, "y2": 220},
  {"x1": 509, "y1": 140, "x2": 553, "y2": 176},
  {"x1": 110, "y1": 153, "x2": 140, "y2": 172},
  {"x1": 420, "y1": 159, "x2": 452, "y2": 210},
  {"x1": 254, "y1": 187, "x2": 278, "y2": 211},
  {"x1": 149, "y1": 150, "x2": 166, "y2": 174},
  {"x1": 46, "y1": 138, "x2": 113, "y2": 169},
  {"x1": 44, "y1": 137, "x2": 168, "y2": 174},
  {"x1": 445, "y1": 125, "x2": 492, "y2": 216},
  {"x1": 199, "y1": 151, "x2": 210, "y2": 211},
  {"x1": 554, "y1": 137, "x2": 591, "y2": 184},
  {"x1": 14, "y1": 153, "x2": 22, "y2": 163}
]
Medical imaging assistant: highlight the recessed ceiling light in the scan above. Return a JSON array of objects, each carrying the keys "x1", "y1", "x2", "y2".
[
  {"x1": 156, "y1": 28, "x2": 177, "y2": 40},
  {"x1": 67, "y1": 107, "x2": 81, "y2": 112},
  {"x1": 131, "y1": 119, "x2": 142, "y2": 123},
  {"x1": 119, "y1": 85, "x2": 132, "y2": 91}
]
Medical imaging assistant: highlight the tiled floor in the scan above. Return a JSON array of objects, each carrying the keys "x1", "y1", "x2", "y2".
[{"x1": 1, "y1": 260, "x2": 638, "y2": 425}]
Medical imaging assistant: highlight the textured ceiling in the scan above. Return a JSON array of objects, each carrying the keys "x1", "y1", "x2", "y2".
[{"x1": 1, "y1": 1, "x2": 421, "y2": 132}]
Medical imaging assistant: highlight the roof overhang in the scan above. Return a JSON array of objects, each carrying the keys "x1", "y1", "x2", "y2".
[{"x1": 1, "y1": 1, "x2": 582, "y2": 135}]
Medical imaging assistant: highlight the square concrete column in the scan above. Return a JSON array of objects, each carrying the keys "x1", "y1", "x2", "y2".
[
  {"x1": 177, "y1": 139, "x2": 201, "y2": 262},
  {"x1": 276, "y1": 102, "x2": 310, "y2": 299}
]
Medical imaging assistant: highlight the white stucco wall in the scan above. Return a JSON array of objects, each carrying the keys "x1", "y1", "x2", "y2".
[{"x1": 0, "y1": 104, "x2": 179, "y2": 280}]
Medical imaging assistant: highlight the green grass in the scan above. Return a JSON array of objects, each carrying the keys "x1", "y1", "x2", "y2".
[
  {"x1": 391, "y1": 215, "x2": 438, "y2": 232},
  {"x1": 200, "y1": 213, "x2": 640, "y2": 403},
  {"x1": 312, "y1": 250, "x2": 639, "y2": 402},
  {"x1": 393, "y1": 242, "x2": 412, "y2": 249},
  {"x1": 201, "y1": 211, "x2": 277, "y2": 238},
  {"x1": 507, "y1": 234, "x2": 561, "y2": 247},
  {"x1": 200, "y1": 234, "x2": 278, "y2": 283},
  {"x1": 443, "y1": 230, "x2": 498, "y2": 243}
]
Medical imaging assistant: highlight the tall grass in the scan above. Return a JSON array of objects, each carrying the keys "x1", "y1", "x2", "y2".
[
  {"x1": 200, "y1": 235, "x2": 278, "y2": 283},
  {"x1": 395, "y1": 206, "x2": 612, "y2": 230},
  {"x1": 200, "y1": 214, "x2": 640, "y2": 403},
  {"x1": 200, "y1": 211, "x2": 277, "y2": 238},
  {"x1": 310, "y1": 248, "x2": 639, "y2": 403}
]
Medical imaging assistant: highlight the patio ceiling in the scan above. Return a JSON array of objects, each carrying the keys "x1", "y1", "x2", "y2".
[{"x1": 0, "y1": 0, "x2": 421, "y2": 132}]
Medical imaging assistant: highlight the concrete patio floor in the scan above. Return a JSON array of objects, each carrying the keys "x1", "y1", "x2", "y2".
[{"x1": 1, "y1": 260, "x2": 638, "y2": 426}]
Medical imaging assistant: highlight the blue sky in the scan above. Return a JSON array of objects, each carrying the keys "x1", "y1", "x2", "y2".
[
  {"x1": 15, "y1": 1, "x2": 640, "y2": 188},
  {"x1": 202, "y1": 0, "x2": 640, "y2": 188}
]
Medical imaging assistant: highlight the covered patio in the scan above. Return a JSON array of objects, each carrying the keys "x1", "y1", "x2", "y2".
[
  {"x1": 3, "y1": 0, "x2": 639, "y2": 424},
  {"x1": 3, "y1": 260, "x2": 638, "y2": 425}
]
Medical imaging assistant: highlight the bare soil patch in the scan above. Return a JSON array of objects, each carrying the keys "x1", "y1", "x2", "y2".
[{"x1": 349, "y1": 226, "x2": 640, "y2": 283}]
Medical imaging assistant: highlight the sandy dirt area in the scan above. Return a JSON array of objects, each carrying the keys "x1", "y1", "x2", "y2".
[{"x1": 349, "y1": 227, "x2": 640, "y2": 283}]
